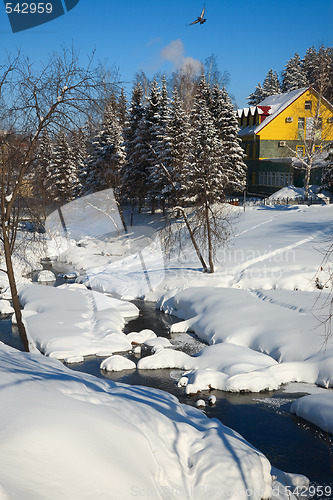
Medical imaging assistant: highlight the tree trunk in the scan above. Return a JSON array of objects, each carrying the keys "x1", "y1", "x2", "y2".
[
  {"x1": 204, "y1": 200, "x2": 214, "y2": 273},
  {"x1": 3, "y1": 227, "x2": 29, "y2": 352},
  {"x1": 151, "y1": 197, "x2": 156, "y2": 215},
  {"x1": 304, "y1": 164, "x2": 311, "y2": 200},
  {"x1": 177, "y1": 207, "x2": 208, "y2": 272},
  {"x1": 161, "y1": 198, "x2": 166, "y2": 216}
]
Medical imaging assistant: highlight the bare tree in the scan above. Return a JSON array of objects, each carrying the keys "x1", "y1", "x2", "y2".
[
  {"x1": 0, "y1": 47, "x2": 116, "y2": 351},
  {"x1": 288, "y1": 89, "x2": 333, "y2": 198}
]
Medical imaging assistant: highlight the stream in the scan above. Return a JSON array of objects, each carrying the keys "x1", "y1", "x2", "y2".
[{"x1": 1, "y1": 272, "x2": 332, "y2": 495}]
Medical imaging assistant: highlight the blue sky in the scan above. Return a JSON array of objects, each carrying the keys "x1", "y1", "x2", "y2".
[{"x1": 0, "y1": 0, "x2": 332, "y2": 107}]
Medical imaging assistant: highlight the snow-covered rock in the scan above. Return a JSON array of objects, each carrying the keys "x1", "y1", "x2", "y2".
[
  {"x1": 37, "y1": 270, "x2": 56, "y2": 282},
  {"x1": 0, "y1": 299, "x2": 14, "y2": 315},
  {"x1": 100, "y1": 355, "x2": 136, "y2": 372}
]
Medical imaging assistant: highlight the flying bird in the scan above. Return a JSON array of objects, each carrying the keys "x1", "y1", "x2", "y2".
[{"x1": 188, "y1": 5, "x2": 206, "y2": 25}]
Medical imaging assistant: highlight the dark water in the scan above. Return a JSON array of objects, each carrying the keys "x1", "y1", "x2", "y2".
[
  {"x1": 65, "y1": 300, "x2": 333, "y2": 493},
  {"x1": 2, "y1": 296, "x2": 332, "y2": 495}
]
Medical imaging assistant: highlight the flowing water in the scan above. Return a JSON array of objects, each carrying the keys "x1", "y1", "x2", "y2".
[{"x1": 1, "y1": 282, "x2": 332, "y2": 496}]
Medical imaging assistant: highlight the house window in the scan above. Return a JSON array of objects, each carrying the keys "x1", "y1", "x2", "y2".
[
  {"x1": 259, "y1": 171, "x2": 292, "y2": 186},
  {"x1": 314, "y1": 145, "x2": 322, "y2": 153},
  {"x1": 298, "y1": 117, "x2": 305, "y2": 129},
  {"x1": 296, "y1": 145, "x2": 305, "y2": 157},
  {"x1": 305, "y1": 101, "x2": 312, "y2": 110}
]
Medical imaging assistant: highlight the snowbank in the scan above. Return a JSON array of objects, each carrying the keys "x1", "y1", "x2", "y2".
[
  {"x1": 267, "y1": 185, "x2": 325, "y2": 201},
  {"x1": 19, "y1": 283, "x2": 139, "y2": 359},
  {"x1": 290, "y1": 392, "x2": 333, "y2": 434},
  {"x1": 155, "y1": 287, "x2": 333, "y2": 393},
  {"x1": 0, "y1": 343, "x2": 283, "y2": 500}
]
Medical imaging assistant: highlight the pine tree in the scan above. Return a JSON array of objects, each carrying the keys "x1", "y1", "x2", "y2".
[
  {"x1": 247, "y1": 83, "x2": 265, "y2": 105},
  {"x1": 48, "y1": 131, "x2": 78, "y2": 203},
  {"x1": 322, "y1": 148, "x2": 333, "y2": 189},
  {"x1": 122, "y1": 81, "x2": 148, "y2": 207},
  {"x1": 212, "y1": 85, "x2": 247, "y2": 193},
  {"x1": 303, "y1": 45, "x2": 333, "y2": 101},
  {"x1": 154, "y1": 75, "x2": 172, "y2": 204},
  {"x1": 262, "y1": 69, "x2": 281, "y2": 98},
  {"x1": 70, "y1": 129, "x2": 87, "y2": 197},
  {"x1": 163, "y1": 87, "x2": 192, "y2": 204},
  {"x1": 144, "y1": 78, "x2": 162, "y2": 207},
  {"x1": 118, "y1": 87, "x2": 128, "y2": 130},
  {"x1": 85, "y1": 99, "x2": 126, "y2": 194},
  {"x1": 190, "y1": 76, "x2": 224, "y2": 202},
  {"x1": 33, "y1": 132, "x2": 54, "y2": 203},
  {"x1": 282, "y1": 53, "x2": 308, "y2": 93}
]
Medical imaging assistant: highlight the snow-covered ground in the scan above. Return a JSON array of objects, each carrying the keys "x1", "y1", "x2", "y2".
[
  {"x1": 0, "y1": 188, "x2": 332, "y2": 497},
  {"x1": 41, "y1": 190, "x2": 333, "y2": 440},
  {"x1": 2, "y1": 342, "x2": 309, "y2": 500}
]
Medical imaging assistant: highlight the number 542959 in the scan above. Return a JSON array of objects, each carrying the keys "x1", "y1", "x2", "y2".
[{"x1": 5, "y1": 3, "x2": 53, "y2": 14}]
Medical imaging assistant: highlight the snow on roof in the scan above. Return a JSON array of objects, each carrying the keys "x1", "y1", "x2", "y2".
[
  {"x1": 253, "y1": 87, "x2": 308, "y2": 133},
  {"x1": 238, "y1": 87, "x2": 309, "y2": 137}
]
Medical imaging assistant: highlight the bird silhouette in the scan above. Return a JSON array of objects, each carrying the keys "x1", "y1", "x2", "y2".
[{"x1": 188, "y1": 5, "x2": 206, "y2": 25}]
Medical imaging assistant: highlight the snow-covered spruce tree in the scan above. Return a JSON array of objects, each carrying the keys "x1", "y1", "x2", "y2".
[
  {"x1": 211, "y1": 84, "x2": 247, "y2": 194},
  {"x1": 247, "y1": 83, "x2": 265, "y2": 106},
  {"x1": 77, "y1": 118, "x2": 95, "y2": 194},
  {"x1": 188, "y1": 75, "x2": 231, "y2": 273},
  {"x1": 303, "y1": 45, "x2": 333, "y2": 102},
  {"x1": 118, "y1": 87, "x2": 128, "y2": 130},
  {"x1": 48, "y1": 130, "x2": 78, "y2": 203},
  {"x1": 69, "y1": 128, "x2": 87, "y2": 197},
  {"x1": 321, "y1": 147, "x2": 333, "y2": 190},
  {"x1": 163, "y1": 87, "x2": 192, "y2": 206},
  {"x1": 85, "y1": 99, "x2": 126, "y2": 194},
  {"x1": 144, "y1": 78, "x2": 163, "y2": 212},
  {"x1": 153, "y1": 75, "x2": 173, "y2": 210},
  {"x1": 121, "y1": 81, "x2": 149, "y2": 211},
  {"x1": 262, "y1": 69, "x2": 281, "y2": 98},
  {"x1": 282, "y1": 52, "x2": 308, "y2": 93},
  {"x1": 33, "y1": 132, "x2": 54, "y2": 205},
  {"x1": 190, "y1": 76, "x2": 224, "y2": 202},
  {"x1": 248, "y1": 70, "x2": 281, "y2": 105}
]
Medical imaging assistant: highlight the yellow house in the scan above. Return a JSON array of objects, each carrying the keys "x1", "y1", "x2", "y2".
[{"x1": 238, "y1": 87, "x2": 333, "y2": 193}]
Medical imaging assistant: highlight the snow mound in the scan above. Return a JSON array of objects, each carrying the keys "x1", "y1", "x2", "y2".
[
  {"x1": 19, "y1": 284, "x2": 139, "y2": 359},
  {"x1": 100, "y1": 355, "x2": 136, "y2": 372},
  {"x1": 0, "y1": 300, "x2": 14, "y2": 315},
  {"x1": 290, "y1": 392, "x2": 333, "y2": 434},
  {"x1": 37, "y1": 270, "x2": 56, "y2": 282},
  {"x1": 268, "y1": 184, "x2": 325, "y2": 201},
  {"x1": 157, "y1": 287, "x2": 333, "y2": 393},
  {"x1": 0, "y1": 343, "x2": 280, "y2": 500}
]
